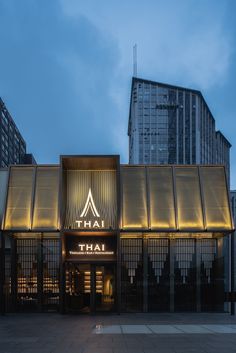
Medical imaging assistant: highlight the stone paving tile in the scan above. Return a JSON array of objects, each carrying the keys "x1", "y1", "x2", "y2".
[
  {"x1": 20, "y1": 349, "x2": 53, "y2": 353},
  {"x1": 202, "y1": 324, "x2": 236, "y2": 333},
  {"x1": 2, "y1": 313, "x2": 236, "y2": 353},
  {"x1": 96, "y1": 325, "x2": 122, "y2": 334},
  {"x1": 148, "y1": 325, "x2": 183, "y2": 334},
  {"x1": 145, "y1": 350, "x2": 175, "y2": 353},
  {"x1": 121, "y1": 325, "x2": 152, "y2": 334},
  {"x1": 96, "y1": 323, "x2": 236, "y2": 335},
  {"x1": 174, "y1": 324, "x2": 213, "y2": 333}
]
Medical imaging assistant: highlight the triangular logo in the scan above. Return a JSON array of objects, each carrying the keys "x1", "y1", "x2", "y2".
[{"x1": 80, "y1": 188, "x2": 100, "y2": 218}]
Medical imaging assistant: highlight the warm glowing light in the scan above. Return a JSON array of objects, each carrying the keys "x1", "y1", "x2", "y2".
[
  {"x1": 80, "y1": 188, "x2": 100, "y2": 217},
  {"x1": 123, "y1": 224, "x2": 146, "y2": 228}
]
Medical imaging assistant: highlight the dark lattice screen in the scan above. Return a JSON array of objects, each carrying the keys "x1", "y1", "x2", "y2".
[
  {"x1": 121, "y1": 238, "x2": 143, "y2": 312},
  {"x1": 43, "y1": 238, "x2": 60, "y2": 309},
  {"x1": 4, "y1": 250, "x2": 11, "y2": 311},
  {"x1": 199, "y1": 238, "x2": 223, "y2": 311},
  {"x1": 17, "y1": 238, "x2": 38, "y2": 311},
  {"x1": 147, "y1": 238, "x2": 169, "y2": 311},
  {"x1": 199, "y1": 239, "x2": 216, "y2": 283},
  {"x1": 174, "y1": 239, "x2": 196, "y2": 311}
]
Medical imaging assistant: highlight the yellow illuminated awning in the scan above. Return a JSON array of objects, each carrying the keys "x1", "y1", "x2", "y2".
[
  {"x1": 3, "y1": 166, "x2": 59, "y2": 231},
  {"x1": 1, "y1": 163, "x2": 234, "y2": 233},
  {"x1": 121, "y1": 165, "x2": 234, "y2": 232}
]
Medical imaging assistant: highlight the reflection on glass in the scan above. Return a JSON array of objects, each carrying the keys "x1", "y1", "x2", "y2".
[{"x1": 65, "y1": 264, "x2": 115, "y2": 313}]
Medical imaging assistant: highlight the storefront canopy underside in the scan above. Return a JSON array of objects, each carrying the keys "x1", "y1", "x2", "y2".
[{"x1": 0, "y1": 164, "x2": 233, "y2": 233}]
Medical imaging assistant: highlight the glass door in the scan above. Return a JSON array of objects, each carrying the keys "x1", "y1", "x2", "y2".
[
  {"x1": 65, "y1": 263, "x2": 116, "y2": 313},
  {"x1": 66, "y1": 263, "x2": 91, "y2": 313},
  {"x1": 94, "y1": 265, "x2": 115, "y2": 312}
]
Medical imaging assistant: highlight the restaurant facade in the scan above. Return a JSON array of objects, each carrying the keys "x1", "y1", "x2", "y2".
[{"x1": 0, "y1": 155, "x2": 234, "y2": 314}]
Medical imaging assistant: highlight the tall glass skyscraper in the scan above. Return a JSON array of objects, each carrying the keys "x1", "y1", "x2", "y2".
[
  {"x1": 0, "y1": 97, "x2": 36, "y2": 167},
  {"x1": 128, "y1": 77, "x2": 231, "y2": 181}
]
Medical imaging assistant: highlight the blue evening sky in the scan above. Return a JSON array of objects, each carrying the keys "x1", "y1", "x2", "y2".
[{"x1": 0, "y1": 1, "x2": 236, "y2": 187}]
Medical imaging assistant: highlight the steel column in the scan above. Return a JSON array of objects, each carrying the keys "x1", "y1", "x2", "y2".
[
  {"x1": 91, "y1": 264, "x2": 96, "y2": 313},
  {"x1": 59, "y1": 232, "x2": 66, "y2": 314},
  {"x1": 37, "y1": 234, "x2": 43, "y2": 312},
  {"x1": 196, "y1": 239, "x2": 201, "y2": 312},
  {"x1": 116, "y1": 231, "x2": 121, "y2": 314},
  {"x1": 10, "y1": 236, "x2": 17, "y2": 312},
  {"x1": 143, "y1": 237, "x2": 148, "y2": 312},
  {"x1": 231, "y1": 232, "x2": 235, "y2": 315},
  {"x1": 0, "y1": 232, "x2": 5, "y2": 315},
  {"x1": 169, "y1": 238, "x2": 175, "y2": 312}
]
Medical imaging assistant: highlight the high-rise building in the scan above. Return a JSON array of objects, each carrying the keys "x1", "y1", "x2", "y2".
[
  {"x1": 0, "y1": 97, "x2": 36, "y2": 167},
  {"x1": 230, "y1": 191, "x2": 236, "y2": 222},
  {"x1": 128, "y1": 77, "x2": 231, "y2": 181}
]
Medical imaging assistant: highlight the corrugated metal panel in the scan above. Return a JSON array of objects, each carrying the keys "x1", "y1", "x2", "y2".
[
  {"x1": 4, "y1": 167, "x2": 34, "y2": 230},
  {"x1": 149, "y1": 167, "x2": 176, "y2": 229},
  {"x1": 32, "y1": 167, "x2": 59, "y2": 230},
  {"x1": 122, "y1": 167, "x2": 148, "y2": 229}
]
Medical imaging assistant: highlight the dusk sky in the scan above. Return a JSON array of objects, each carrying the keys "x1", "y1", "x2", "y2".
[{"x1": 0, "y1": 1, "x2": 236, "y2": 186}]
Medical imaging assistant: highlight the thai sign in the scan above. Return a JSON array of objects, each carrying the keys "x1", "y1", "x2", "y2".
[
  {"x1": 65, "y1": 235, "x2": 116, "y2": 261},
  {"x1": 75, "y1": 188, "x2": 105, "y2": 229},
  {"x1": 64, "y1": 170, "x2": 117, "y2": 229}
]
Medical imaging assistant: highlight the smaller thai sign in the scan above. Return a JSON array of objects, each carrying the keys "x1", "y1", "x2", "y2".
[{"x1": 65, "y1": 235, "x2": 116, "y2": 261}]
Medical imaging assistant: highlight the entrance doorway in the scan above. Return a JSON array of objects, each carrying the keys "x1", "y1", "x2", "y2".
[{"x1": 65, "y1": 263, "x2": 115, "y2": 313}]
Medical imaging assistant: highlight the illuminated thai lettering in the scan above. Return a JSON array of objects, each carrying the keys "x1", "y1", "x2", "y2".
[
  {"x1": 94, "y1": 244, "x2": 100, "y2": 251},
  {"x1": 75, "y1": 189, "x2": 105, "y2": 229},
  {"x1": 86, "y1": 244, "x2": 93, "y2": 251},
  {"x1": 93, "y1": 220, "x2": 100, "y2": 227},
  {"x1": 75, "y1": 220, "x2": 83, "y2": 227},
  {"x1": 80, "y1": 188, "x2": 100, "y2": 217},
  {"x1": 78, "y1": 244, "x2": 85, "y2": 251},
  {"x1": 84, "y1": 220, "x2": 91, "y2": 227},
  {"x1": 77, "y1": 243, "x2": 106, "y2": 253},
  {"x1": 75, "y1": 220, "x2": 105, "y2": 228}
]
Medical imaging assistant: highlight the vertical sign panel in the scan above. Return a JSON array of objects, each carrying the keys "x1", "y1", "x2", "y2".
[{"x1": 64, "y1": 170, "x2": 117, "y2": 229}]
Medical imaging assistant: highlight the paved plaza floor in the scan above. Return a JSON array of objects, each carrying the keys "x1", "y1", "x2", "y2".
[{"x1": 1, "y1": 313, "x2": 236, "y2": 353}]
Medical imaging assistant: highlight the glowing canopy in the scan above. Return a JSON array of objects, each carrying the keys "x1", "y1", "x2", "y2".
[
  {"x1": 1, "y1": 163, "x2": 233, "y2": 232},
  {"x1": 3, "y1": 166, "x2": 59, "y2": 231},
  {"x1": 121, "y1": 165, "x2": 233, "y2": 231}
]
